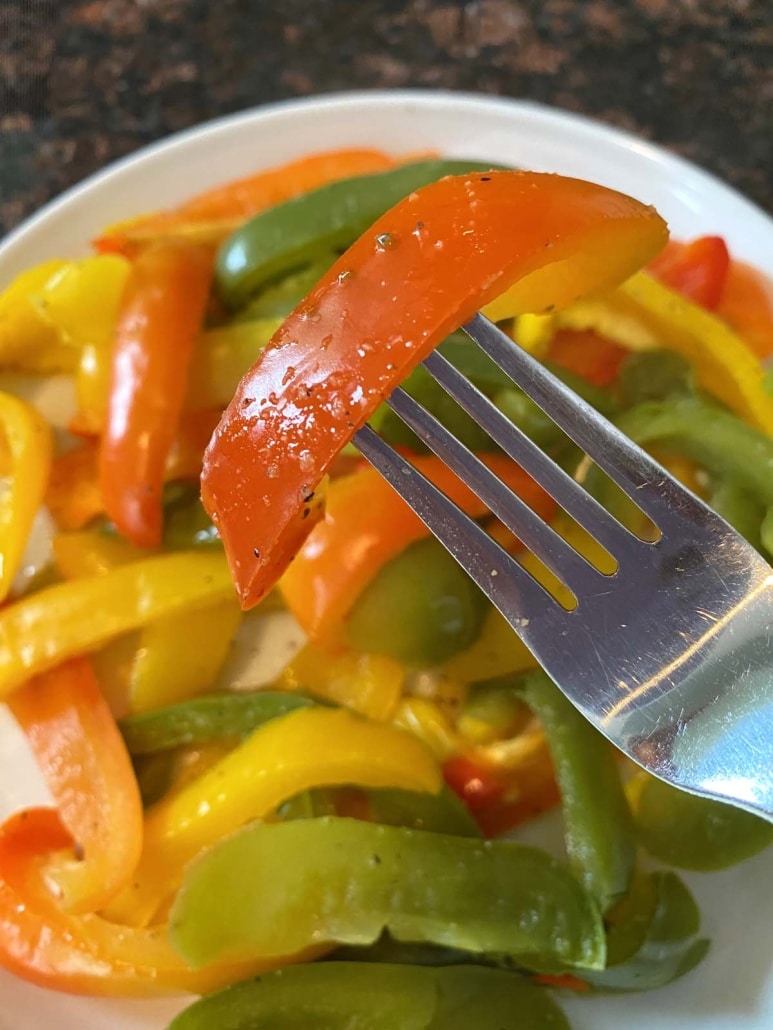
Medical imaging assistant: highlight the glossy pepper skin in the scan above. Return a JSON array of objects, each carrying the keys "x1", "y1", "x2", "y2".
[
  {"x1": 202, "y1": 170, "x2": 667, "y2": 609},
  {"x1": 0, "y1": 391, "x2": 53, "y2": 601},
  {"x1": 8, "y1": 658, "x2": 142, "y2": 914},
  {"x1": 99, "y1": 239, "x2": 211, "y2": 548},
  {"x1": 168, "y1": 962, "x2": 571, "y2": 1030},
  {"x1": 169, "y1": 815, "x2": 605, "y2": 970},
  {"x1": 0, "y1": 809, "x2": 318, "y2": 997},
  {"x1": 215, "y1": 159, "x2": 498, "y2": 309}
]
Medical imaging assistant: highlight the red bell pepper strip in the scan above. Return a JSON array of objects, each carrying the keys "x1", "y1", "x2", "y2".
[
  {"x1": 717, "y1": 258, "x2": 773, "y2": 359},
  {"x1": 98, "y1": 240, "x2": 211, "y2": 548},
  {"x1": 545, "y1": 328, "x2": 627, "y2": 388},
  {"x1": 648, "y1": 236, "x2": 730, "y2": 310},
  {"x1": 279, "y1": 454, "x2": 555, "y2": 641},
  {"x1": 93, "y1": 149, "x2": 399, "y2": 257},
  {"x1": 202, "y1": 170, "x2": 668, "y2": 608},
  {"x1": 7, "y1": 658, "x2": 142, "y2": 914},
  {"x1": 0, "y1": 809, "x2": 317, "y2": 996}
]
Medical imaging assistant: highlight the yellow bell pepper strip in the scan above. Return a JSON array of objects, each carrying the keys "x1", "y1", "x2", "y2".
[
  {"x1": 717, "y1": 257, "x2": 773, "y2": 359},
  {"x1": 104, "y1": 706, "x2": 441, "y2": 927},
  {"x1": 7, "y1": 658, "x2": 143, "y2": 913},
  {"x1": 279, "y1": 642, "x2": 403, "y2": 720},
  {"x1": 128, "y1": 599, "x2": 242, "y2": 713},
  {"x1": 0, "y1": 260, "x2": 72, "y2": 371},
  {"x1": 557, "y1": 271, "x2": 773, "y2": 434},
  {"x1": 99, "y1": 240, "x2": 212, "y2": 548},
  {"x1": 42, "y1": 256, "x2": 133, "y2": 412},
  {"x1": 0, "y1": 550, "x2": 234, "y2": 699},
  {"x1": 93, "y1": 148, "x2": 400, "y2": 257},
  {"x1": 202, "y1": 170, "x2": 667, "y2": 609},
  {"x1": 279, "y1": 454, "x2": 555, "y2": 643},
  {"x1": 0, "y1": 391, "x2": 53, "y2": 601},
  {"x1": 0, "y1": 808, "x2": 320, "y2": 996},
  {"x1": 52, "y1": 529, "x2": 146, "y2": 579}
]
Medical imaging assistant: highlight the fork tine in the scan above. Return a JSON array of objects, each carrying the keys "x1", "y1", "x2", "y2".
[
  {"x1": 422, "y1": 348, "x2": 645, "y2": 559},
  {"x1": 353, "y1": 424, "x2": 561, "y2": 620},
  {"x1": 386, "y1": 386, "x2": 607, "y2": 595},
  {"x1": 462, "y1": 312, "x2": 696, "y2": 527}
]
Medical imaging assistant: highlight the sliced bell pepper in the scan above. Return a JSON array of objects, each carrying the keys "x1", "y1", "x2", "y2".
[
  {"x1": 128, "y1": 598, "x2": 242, "y2": 713},
  {"x1": 94, "y1": 148, "x2": 400, "y2": 256},
  {"x1": 0, "y1": 550, "x2": 234, "y2": 699},
  {"x1": 105, "y1": 707, "x2": 442, "y2": 927},
  {"x1": 202, "y1": 170, "x2": 667, "y2": 609},
  {"x1": 517, "y1": 670, "x2": 635, "y2": 913},
  {"x1": 0, "y1": 260, "x2": 72, "y2": 371},
  {"x1": 279, "y1": 643, "x2": 404, "y2": 720},
  {"x1": 648, "y1": 236, "x2": 730, "y2": 309},
  {"x1": 717, "y1": 257, "x2": 773, "y2": 359},
  {"x1": 279, "y1": 454, "x2": 554, "y2": 642},
  {"x1": 0, "y1": 391, "x2": 53, "y2": 601},
  {"x1": 168, "y1": 962, "x2": 571, "y2": 1030},
  {"x1": 99, "y1": 240, "x2": 212, "y2": 548},
  {"x1": 169, "y1": 816, "x2": 605, "y2": 971},
  {"x1": 345, "y1": 536, "x2": 489, "y2": 666},
  {"x1": 119, "y1": 691, "x2": 316, "y2": 755},
  {"x1": 544, "y1": 328, "x2": 627, "y2": 387},
  {"x1": 0, "y1": 808, "x2": 318, "y2": 996},
  {"x1": 52, "y1": 529, "x2": 145, "y2": 579},
  {"x1": 44, "y1": 440, "x2": 103, "y2": 531},
  {"x1": 7, "y1": 658, "x2": 142, "y2": 913},
  {"x1": 557, "y1": 270, "x2": 773, "y2": 434},
  {"x1": 215, "y1": 159, "x2": 499, "y2": 309}
]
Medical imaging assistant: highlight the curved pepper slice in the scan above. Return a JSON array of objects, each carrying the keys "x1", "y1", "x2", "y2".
[
  {"x1": 105, "y1": 707, "x2": 442, "y2": 926},
  {"x1": 0, "y1": 809, "x2": 318, "y2": 996},
  {"x1": 717, "y1": 257, "x2": 773, "y2": 359},
  {"x1": 648, "y1": 236, "x2": 729, "y2": 309},
  {"x1": 556, "y1": 271, "x2": 773, "y2": 433},
  {"x1": 0, "y1": 550, "x2": 234, "y2": 699},
  {"x1": 168, "y1": 962, "x2": 570, "y2": 1030},
  {"x1": 169, "y1": 816, "x2": 605, "y2": 970},
  {"x1": 0, "y1": 391, "x2": 53, "y2": 601},
  {"x1": 280, "y1": 453, "x2": 553, "y2": 641},
  {"x1": 7, "y1": 658, "x2": 142, "y2": 913},
  {"x1": 94, "y1": 148, "x2": 399, "y2": 256},
  {"x1": 202, "y1": 170, "x2": 667, "y2": 608},
  {"x1": 99, "y1": 240, "x2": 212, "y2": 548}
]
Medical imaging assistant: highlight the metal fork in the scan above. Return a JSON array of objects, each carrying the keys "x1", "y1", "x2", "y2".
[{"x1": 354, "y1": 312, "x2": 773, "y2": 822}]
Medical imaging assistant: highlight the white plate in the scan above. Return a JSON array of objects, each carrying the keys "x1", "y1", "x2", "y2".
[{"x1": 0, "y1": 91, "x2": 771, "y2": 1030}]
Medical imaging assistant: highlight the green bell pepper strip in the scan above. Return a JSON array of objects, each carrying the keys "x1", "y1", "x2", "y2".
[
  {"x1": 615, "y1": 396, "x2": 773, "y2": 509},
  {"x1": 616, "y1": 349, "x2": 693, "y2": 406},
  {"x1": 517, "y1": 671, "x2": 636, "y2": 913},
  {"x1": 363, "y1": 785, "x2": 481, "y2": 837},
  {"x1": 162, "y1": 482, "x2": 221, "y2": 549},
  {"x1": 185, "y1": 318, "x2": 283, "y2": 410},
  {"x1": 215, "y1": 159, "x2": 502, "y2": 308},
  {"x1": 762, "y1": 505, "x2": 773, "y2": 554},
  {"x1": 234, "y1": 254, "x2": 340, "y2": 321},
  {"x1": 708, "y1": 480, "x2": 765, "y2": 553},
  {"x1": 169, "y1": 816, "x2": 605, "y2": 971},
  {"x1": 345, "y1": 536, "x2": 489, "y2": 667},
  {"x1": 632, "y1": 773, "x2": 773, "y2": 871},
  {"x1": 581, "y1": 872, "x2": 709, "y2": 992},
  {"x1": 120, "y1": 691, "x2": 317, "y2": 755},
  {"x1": 167, "y1": 962, "x2": 570, "y2": 1030}
]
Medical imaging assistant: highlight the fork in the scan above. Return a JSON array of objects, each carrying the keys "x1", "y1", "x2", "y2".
[{"x1": 353, "y1": 312, "x2": 773, "y2": 822}]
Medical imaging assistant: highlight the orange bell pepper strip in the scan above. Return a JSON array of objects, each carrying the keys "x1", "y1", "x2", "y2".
[
  {"x1": 717, "y1": 258, "x2": 773, "y2": 359},
  {"x1": 93, "y1": 148, "x2": 398, "y2": 256},
  {"x1": 202, "y1": 170, "x2": 668, "y2": 609},
  {"x1": 648, "y1": 236, "x2": 730, "y2": 309},
  {"x1": 280, "y1": 454, "x2": 555, "y2": 641},
  {"x1": 0, "y1": 809, "x2": 317, "y2": 996},
  {"x1": 7, "y1": 658, "x2": 142, "y2": 914},
  {"x1": 99, "y1": 239, "x2": 211, "y2": 548}
]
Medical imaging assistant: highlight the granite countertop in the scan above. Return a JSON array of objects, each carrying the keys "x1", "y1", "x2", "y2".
[{"x1": 1, "y1": 0, "x2": 771, "y2": 236}]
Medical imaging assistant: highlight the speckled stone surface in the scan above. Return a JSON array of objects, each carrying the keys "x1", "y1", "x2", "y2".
[{"x1": 1, "y1": 0, "x2": 771, "y2": 237}]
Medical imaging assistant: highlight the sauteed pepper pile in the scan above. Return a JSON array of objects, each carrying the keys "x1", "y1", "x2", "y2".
[{"x1": 0, "y1": 147, "x2": 771, "y2": 1027}]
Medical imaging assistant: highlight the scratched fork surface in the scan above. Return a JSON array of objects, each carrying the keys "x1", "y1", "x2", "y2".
[{"x1": 355, "y1": 314, "x2": 773, "y2": 822}]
